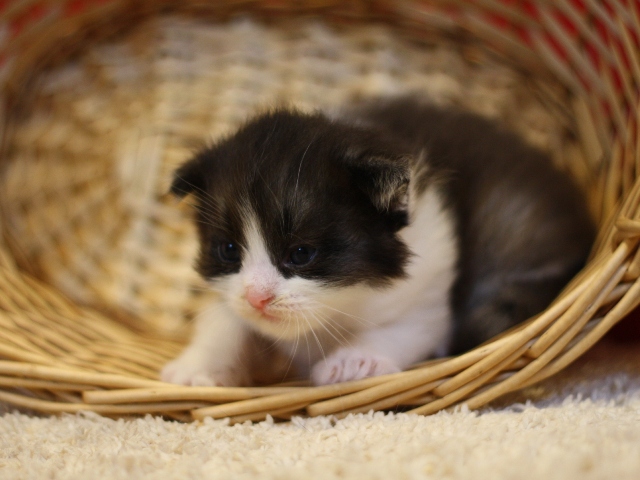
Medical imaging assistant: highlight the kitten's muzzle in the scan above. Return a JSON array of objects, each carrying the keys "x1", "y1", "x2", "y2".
[{"x1": 245, "y1": 289, "x2": 276, "y2": 316}]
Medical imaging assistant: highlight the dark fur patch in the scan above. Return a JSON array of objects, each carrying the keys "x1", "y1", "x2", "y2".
[{"x1": 172, "y1": 108, "x2": 413, "y2": 287}]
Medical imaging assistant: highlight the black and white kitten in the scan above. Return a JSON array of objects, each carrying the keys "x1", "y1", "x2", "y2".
[{"x1": 161, "y1": 97, "x2": 595, "y2": 387}]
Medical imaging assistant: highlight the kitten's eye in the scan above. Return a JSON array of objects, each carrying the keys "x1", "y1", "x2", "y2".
[
  {"x1": 218, "y1": 242, "x2": 241, "y2": 264},
  {"x1": 288, "y1": 245, "x2": 317, "y2": 266}
]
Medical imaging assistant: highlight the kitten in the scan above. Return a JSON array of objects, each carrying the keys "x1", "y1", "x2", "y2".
[{"x1": 161, "y1": 97, "x2": 595, "y2": 387}]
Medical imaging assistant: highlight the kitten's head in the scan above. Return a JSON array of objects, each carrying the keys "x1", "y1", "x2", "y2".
[{"x1": 172, "y1": 108, "x2": 412, "y2": 339}]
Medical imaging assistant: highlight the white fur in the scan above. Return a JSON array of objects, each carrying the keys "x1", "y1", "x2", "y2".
[
  {"x1": 161, "y1": 303, "x2": 251, "y2": 387},
  {"x1": 162, "y1": 183, "x2": 457, "y2": 386},
  {"x1": 308, "y1": 184, "x2": 457, "y2": 383}
]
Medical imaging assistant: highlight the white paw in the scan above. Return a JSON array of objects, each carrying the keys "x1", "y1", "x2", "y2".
[
  {"x1": 311, "y1": 348, "x2": 401, "y2": 385},
  {"x1": 161, "y1": 349, "x2": 246, "y2": 387}
]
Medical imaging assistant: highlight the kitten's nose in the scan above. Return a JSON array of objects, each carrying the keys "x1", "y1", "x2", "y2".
[{"x1": 245, "y1": 289, "x2": 275, "y2": 311}]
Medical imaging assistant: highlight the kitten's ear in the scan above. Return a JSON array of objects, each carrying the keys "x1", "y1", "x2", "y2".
[
  {"x1": 342, "y1": 144, "x2": 411, "y2": 213},
  {"x1": 170, "y1": 157, "x2": 204, "y2": 198}
]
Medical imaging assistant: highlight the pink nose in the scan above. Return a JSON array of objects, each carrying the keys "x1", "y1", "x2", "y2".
[{"x1": 245, "y1": 289, "x2": 275, "y2": 311}]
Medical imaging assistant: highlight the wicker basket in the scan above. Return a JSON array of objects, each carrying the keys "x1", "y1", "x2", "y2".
[{"x1": 0, "y1": 0, "x2": 638, "y2": 423}]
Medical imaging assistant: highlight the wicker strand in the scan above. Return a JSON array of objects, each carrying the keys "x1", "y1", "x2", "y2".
[
  {"x1": 0, "y1": 361, "x2": 168, "y2": 389},
  {"x1": 190, "y1": 369, "x2": 429, "y2": 420},
  {"x1": 408, "y1": 344, "x2": 529, "y2": 416},
  {"x1": 330, "y1": 380, "x2": 442, "y2": 418},
  {"x1": 0, "y1": 389, "x2": 205, "y2": 415},
  {"x1": 528, "y1": 240, "x2": 634, "y2": 357},
  {"x1": 462, "y1": 270, "x2": 633, "y2": 409},
  {"x1": 83, "y1": 385, "x2": 304, "y2": 404}
]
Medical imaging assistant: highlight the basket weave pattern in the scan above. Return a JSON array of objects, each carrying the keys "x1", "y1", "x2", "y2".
[{"x1": 0, "y1": 0, "x2": 639, "y2": 423}]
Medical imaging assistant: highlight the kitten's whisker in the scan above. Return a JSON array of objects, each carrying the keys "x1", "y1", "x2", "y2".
[
  {"x1": 302, "y1": 313, "x2": 326, "y2": 364},
  {"x1": 257, "y1": 169, "x2": 284, "y2": 218},
  {"x1": 195, "y1": 212, "x2": 226, "y2": 227},
  {"x1": 183, "y1": 196, "x2": 223, "y2": 217},
  {"x1": 270, "y1": 297, "x2": 286, "y2": 307},
  {"x1": 174, "y1": 174, "x2": 224, "y2": 216},
  {"x1": 259, "y1": 324, "x2": 290, "y2": 355},
  {"x1": 314, "y1": 300, "x2": 377, "y2": 327},
  {"x1": 281, "y1": 318, "x2": 300, "y2": 381},
  {"x1": 312, "y1": 301, "x2": 376, "y2": 328},
  {"x1": 294, "y1": 137, "x2": 315, "y2": 203},
  {"x1": 322, "y1": 315, "x2": 356, "y2": 343},
  {"x1": 320, "y1": 315, "x2": 353, "y2": 348},
  {"x1": 253, "y1": 121, "x2": 287, "y2": 236},
  {"x1": 315, "y1": 302, "x2": 370, "y2": 322},
  {"x1": 308, "y1": 310, "x2": 348, "y2": 349},
  {"x1": 303, "y1": 322, "x2": 312, "y2": 371},
  {"x1": 255, "y1": 340, "x2": 278, "y2": 357},
  {"x1": 256, "y1": 119, "x2": 278, "y2": 168},
  {"x1": 187, "y1": 213, "x2": 228, "y2": 232},
  {"x1": 183, "y1": 202, "x2": 227, "y2": 230},
  {"x1": 182, "y1": 203, "x2": 224, "y2": 224}
]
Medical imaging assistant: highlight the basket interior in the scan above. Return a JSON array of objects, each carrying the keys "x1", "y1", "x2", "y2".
[{"x1": 1, "y1": 15, "x2": 586, "y2": 335}]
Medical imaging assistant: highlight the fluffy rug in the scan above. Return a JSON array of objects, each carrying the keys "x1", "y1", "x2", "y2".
[{"x1": 2, "y1": 338, "x2": 640, "y2": 480}]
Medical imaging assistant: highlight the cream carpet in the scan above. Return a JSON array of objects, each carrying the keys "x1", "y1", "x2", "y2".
[{"x1": 2, "y1": 339, "x2": 640, "y2": 480}]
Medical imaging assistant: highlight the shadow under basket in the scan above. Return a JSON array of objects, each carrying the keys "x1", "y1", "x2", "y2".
[{"x1": 0, "y1": 0, "x2": 639, "y2": 424}]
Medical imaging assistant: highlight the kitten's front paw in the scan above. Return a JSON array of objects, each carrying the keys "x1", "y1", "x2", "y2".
[
  {"x1": 161, "y1": 350, "x2": 246, "y2": 387},
  {"x1": 311, "y1": 348, "x2": 401, "y2": 385}
]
